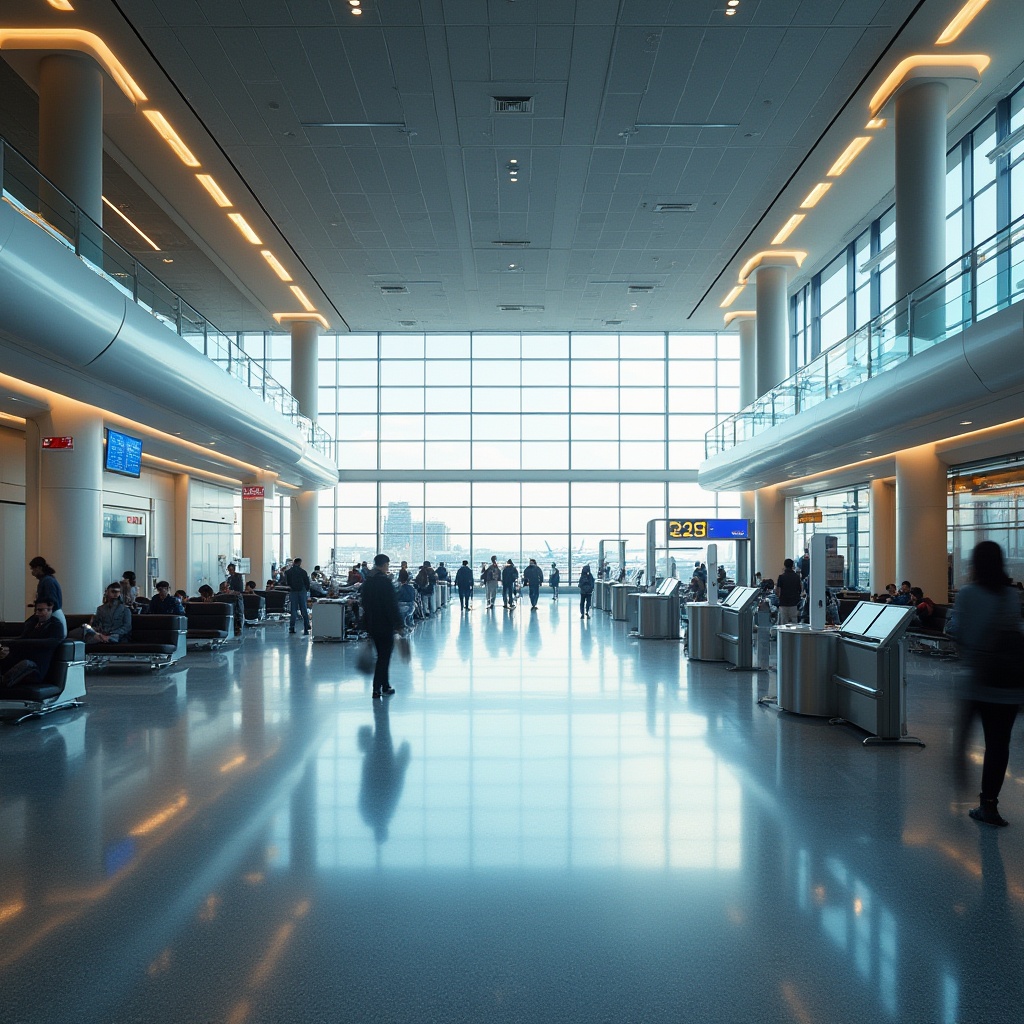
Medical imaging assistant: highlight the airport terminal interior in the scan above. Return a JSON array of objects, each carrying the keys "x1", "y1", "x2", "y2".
[{"x1": 2, "y1": 0, "x2": 1024, "y2": 1020}]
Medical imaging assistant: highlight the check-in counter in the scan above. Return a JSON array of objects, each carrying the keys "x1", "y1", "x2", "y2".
[
  {"x1": 687, "y1": 602, "x2": 723, "y2": 661},
  {"x1": 626, "y1": 592, "x2": 642, "y2": 631},
  {"x1": 601, "y1": 579, "x2": 615, "y2": 612},
  {"x1": 611, "y1": 582, "x2": 638, "y2": 620},
  {"x1": 777, "y1": 625, "x2": 837, "y2": 715},
  {"x1": 595, "y1": 579, "x2": 608, "y2": 613},
  {"x1": 636, "y1": 578, "x2": 681, "y2": 639},
  {"x1": 717, "y1": 586, "x2": 761, "y2": 669}
]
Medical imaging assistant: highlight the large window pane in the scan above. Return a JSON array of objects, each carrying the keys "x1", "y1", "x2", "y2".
[{"x1": 426, "y1": 361, "x2": 470, "y2": 386}]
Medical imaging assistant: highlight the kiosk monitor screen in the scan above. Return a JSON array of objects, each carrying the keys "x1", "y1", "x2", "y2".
[
  {"x1": 862, "y1": 604, "x2": 915, "y2": 644},
  {"x1": 104, "y1": 428, "x2": 143, "y2": 478},
  {"x1": 840, "y1": 601, "x2": 885, "y2": 637}
]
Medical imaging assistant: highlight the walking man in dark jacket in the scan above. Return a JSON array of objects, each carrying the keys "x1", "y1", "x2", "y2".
[
  {"x1": 284, "y1": 557, "x2": 311, "y2": 634},
  {"x1": 523, "y1": 558, "x2": 544, "y2": 609},
  {"x1": 501, "y1": 560, "x2": 519, "y2": 609},
  {"x1": 361, "y1": 554, "x2": 403, "y2": 698},
  {"x1": 454, "y1": 560, "x2": 474, "y2": 610}
]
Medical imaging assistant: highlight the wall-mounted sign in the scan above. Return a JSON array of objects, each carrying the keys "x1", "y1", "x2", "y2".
[
  {"x1": 798, "y1": 509, "x2": 824, "y2": 524},
  {"x1": 242, "y1": 485, "x2": 265, "y2": 500},
  {"x1": 42, "y1": 436, "x2": 74, "y2": 450},
  {"x1": 667, "y1": 518, "x2": 749, "y2": 541},
  {"x1": 103, "y1": 510, "x2": 147, "y2": 537}
]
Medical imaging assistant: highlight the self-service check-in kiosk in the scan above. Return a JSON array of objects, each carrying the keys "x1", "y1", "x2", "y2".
[
  {"x1": 636, "y1": 578, "x2": 681, "y2": 639},
  {"x1": 833, "y1": 602, "x2": 923, "y2": 745},
  {"x1": 717, "y1": 586, "x2": 761, "y2": 669}
]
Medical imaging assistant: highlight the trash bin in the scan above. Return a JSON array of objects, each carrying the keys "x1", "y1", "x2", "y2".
[
  {"x1": 688, "y1": 603, "x2": 723, "y2": 661},
  {"x1": 611, "y1": 583, "x2": 637, "y2": 620},
  {"x1": 776, "y1": 625, "x2": 837, "y2": 716}
]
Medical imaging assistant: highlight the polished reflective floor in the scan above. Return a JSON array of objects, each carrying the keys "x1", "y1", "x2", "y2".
[{"x1": 2, "y1": 600, "x2": 1022, "y2": 1023}]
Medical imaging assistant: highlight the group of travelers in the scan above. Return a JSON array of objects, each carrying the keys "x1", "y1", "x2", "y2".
[
  {"x1": 871, "y1": 579, "x2": 936, "y2": 625},
  {"x1": 469, "y1": 556, "x2": 567, "y2": 612}
]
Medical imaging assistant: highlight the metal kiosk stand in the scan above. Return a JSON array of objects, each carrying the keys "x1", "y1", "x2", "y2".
[
  {"x1": 832, "y1": 602, "x2": 923, "y2": 745},
  {"x1": 636, "y1": 578, "x2": 681, "y2": 639},
  {"x1": 717, "y1": 586, "x2": 761, "y2": 669},
  {"x1": 611, "y1": 581, "x2": 638, "y2": 620}
]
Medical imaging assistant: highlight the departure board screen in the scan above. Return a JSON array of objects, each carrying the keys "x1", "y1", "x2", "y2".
[
  {"x1": 104, "y1": 428, "x2": 143, "y2": 478},
  {"x1": 667, "y1": 518, "x2": 749, "y2": 541}
]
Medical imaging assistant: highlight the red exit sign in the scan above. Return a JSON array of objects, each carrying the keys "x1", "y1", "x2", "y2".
[
  {"x1": 42, "y1": 436, "x2": 74, "y2": 450},
  {"x1": 242, "y1": 485, "x2": 265, "y2": 500}
]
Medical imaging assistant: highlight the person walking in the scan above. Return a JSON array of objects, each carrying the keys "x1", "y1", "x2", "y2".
[
  {"x1": 28, "y1": 556, "x2": 66, "y2": 636},
  {"x1": 361, "y1": 553, "x2": 403, "y2": 699},
  {"x1": 947, "y1": 541, "x2": 1024, "y2": 826},
  {"x1": 484, "y1": 557, "x2": 501, "y2": 609},
  {"x1": 435, "y1": 562, "x2": 449, "y2": 608},
  {"x1": 414, "y1": 561, "x2": 438, "y2": 617},
  {"x1": 549, "y1": 563, "x2": 560, "y2": 602},
  {"x1": 455, "y1": 559, "x2": 474, "y2": 610},
  {"x1": 395, "y1": 569, "x2": 416, "y2": 629},
  {"x1": 578, "y1": 564, "x2": 595, "y2": 618},
  {"x1": 501, "y1": 559, "x2": 519, "y2": 609},
  {"x1": 284, "y1": 556, "x2": 311, "y2": 635},
  {"x1": 775, "y1": 558, "x2": 802, "y2": 626},
  {"x1": 523, "y1": 558, "x2": 544, "y2": 610}
]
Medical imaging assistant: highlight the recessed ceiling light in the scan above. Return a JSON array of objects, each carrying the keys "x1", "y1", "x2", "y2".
[
  {"x1": 227, "y1": 212, "x2": 262, "y2": 245},
  {"x1": 143, "y1": 110, "x2": 200, "y2": 167},
  {"x1": 800, "y1": 182, "x2": 832, "y2": 208},
  {"x1": 936, "y1": 0, "x2": 991, "y2": 45},
  {"x1": 196, "y1": 173, "x2": 232, "y2": 207},
  {"x1": 102, "y1": 195, "x2": 161, "y2": 251},
  {"x1": 827, "y1": 136, "x2": 871, "y2": 177},
  {"x1": 771, "y1": 213, "x2": 805, "y2": 245},
  {"x1": 162, "y1": 258, "x2": 174, "y2": 263},
  {"x1": 261, "y1": 249, "x2": 293, "y2": 281},
  {"x1": 725, "y1": 8, "x2": 736, "y2": 14},
  {"x1": 960, "y1": 420, "x2": 973, "y2": 425}
]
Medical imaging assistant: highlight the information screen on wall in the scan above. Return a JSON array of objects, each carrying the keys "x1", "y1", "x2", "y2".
[
  {"x1": 667, "y1": 518, "x2": 749, "y2": 540},
  {"x1": 104, "y1": 428, "x2": 143, "y2": 478}
]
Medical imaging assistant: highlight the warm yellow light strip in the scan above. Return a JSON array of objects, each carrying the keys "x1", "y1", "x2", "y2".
[
  {"x1": 800, "y1": 182, "x2": 832, "y2": 208},
  {"x1": 936, "y1": 0, "x2": 991, "y2": 45},
  {"x1": 0, "y1": 29, "x2": 147, "y2": 103},
  {"x1": 771, "y1": 214, "x2": 805, "y2": 245},
  {"x1": 868, "y1": 54, "x2": 990, "y2": 116},
  {"x1": 261, "y1": 250, "x2": 292, "y2": 281},
  {"x1": 865, "y1": 117, "x2": 887, "y2": 129},
  {"x1": 719, "y1": 285, "x2": 745, "y2": 309},
  {"x1": 274, "y1": 312, "x2": 330, "y2": 330},
  {"x1": 141, "y1": 453, "x2": 245, "y2": 487},
  {"x1": 130, "y1": 794, "x2": 189, "y2": 837},
  {"x1": 228, "y1": 212, "x2": 262, "y2": 245},
  {"x1": 827, "y1": 136, "x2": 871, "y2": 177},
  {"x1": 219, "y1": 754, "x2": 247, "y2": 774},
  {"x1": 0, "y1": 900, "x2": 25, "y2": 926},
  {"x1": 289, "y1": 285, "x2": 316, "y2": 312},
  {"x1": 737, "y1": 250, "x2": 807, "y2": 284},
  {"x1": 723, "y1": 310, "x2": 756, "y2": 326},
  {"x1": 46, "y1": 0, "x2": 75, "y2": 10},
  {"x1": 196, "y1": 174, "x2": 232, "y2": 207},
  {"x1": 102, "y1": 195, "x2": 161, "y2": 251},
  {"x1": 143, "y1": 110, "x2": 200, "y2": 167}
]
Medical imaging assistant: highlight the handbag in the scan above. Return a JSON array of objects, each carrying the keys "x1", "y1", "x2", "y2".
[{"x1": 355, "y1": 643, "x2": 376, "y2": 675}]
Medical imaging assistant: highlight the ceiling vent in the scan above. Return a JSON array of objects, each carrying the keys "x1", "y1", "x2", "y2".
[
  {"x1": 398, "y1": 320, "x2": 417, "y2": 327},
  {"x1": 492, "y1": 240, "x2": 531, "y2": 248},
  {"x1": 653, "y1": 202, "x2": 696, "y2": 213},
  {"x1": 498, "y1": 304, "x2": 544, "y2": 312},
  {"x1": 604, "y1": 319, "x2": 623, "y2": 326},
  {"x1": 627, "y1": 285, "x2": 655, "y2": 294},
  {"x1": 492, "y1": 96, "x2": 534, "y2": 114},
  {"x1": 380, "y1": 285, "x2": 408, "y2": 295}
]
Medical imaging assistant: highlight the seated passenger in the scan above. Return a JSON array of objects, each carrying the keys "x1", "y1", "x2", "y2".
[
  {"x1": 892, "y1": 580, "x2": 914, "y2": 606},
  {"x1": 265, "y1": 579, "x2": 277, "y2": 591},
  {"x1": 174, "y1": 589, "x2": 189, "y2": 606},
  {"x1": 1, "y1": 600, "x2": 65, "y2": 689},
  {"x1": 245, "y1": 580, "x2": 258, "y2": 592},
  {"x1": 197, "y1": 584, "x2": 216, "y2": 602},
  {"x1": 120, "y1": 570, "x2": 140, "y2": 610},
  {"x1": 147, "y1": 581, "x2": 185, "y2": 615},
  {"x1": 910, "y1": 587, "x2": 935, "y2": 625},
  {"x1": 347, "y1": 564, "x2": 363, "y2": 586},
  {"x1": 67, "y1": 583, "x2": 132, "y2": 643},
  {"x1": 20, "y1": 598, "x2": 65, "y2": 640}
]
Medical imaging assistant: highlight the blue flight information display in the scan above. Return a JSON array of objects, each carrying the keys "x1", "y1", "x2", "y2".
[
  {"x1": 667, "y1": 518, "x2": 749, "y2": 541},
  {"x1": 104, "y1": 428, "x2": 143, "y2": 478}
]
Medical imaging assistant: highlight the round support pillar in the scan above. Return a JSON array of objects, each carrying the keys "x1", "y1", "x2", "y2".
[
  {"x1": 895, "y1": 444, "x2": 948, "y2": 603},
  {"x1": 754, "y1": 485, "x2": 786, "y2": 584},
  {"x1": 894, "y1": 80, "x2": 949, "y2": 301},
  {"x1": 754, "y1": 266, "x2": 790, "y2": 397},
  {"x1": 290, "y1": 491, "x2": 319, "y2": 568},
  {"x1": 38, "y1": 53, "x2": 104, "y2": 225},
  {"x1": 869, "y1": 478, "x2": 896, "y2": 594},
  {"x1": 289, "y1": 320, "x2": 321, "y2": 568},
  {"x1": 734, "y1": 314, "x2": 757, "y2": 409}
]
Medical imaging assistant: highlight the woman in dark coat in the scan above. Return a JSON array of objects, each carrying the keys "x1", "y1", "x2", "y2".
[
  {"x1": 454, "y1": 560, "x2": 474, "y2": 611},
  {"x1": 578, "y1": 565, "x2": 595, "y2": 618}
]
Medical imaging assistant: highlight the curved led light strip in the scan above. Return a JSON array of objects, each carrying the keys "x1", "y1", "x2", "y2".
[
  {"x1": 868, "y1": 54, "x2": 990, "y2": 117},
  {"x1": 0, "y1": 28, "x2": 147, "y2": 103},
  {"x1": 937, "y1": 0, "x2": 991, "y2": 45},
  {"x1": 723, "y1": 310, "x2": 756, "y2": 326},
  {"x1": 737, "y1": 250, "x2": 806, "y2": 285},
  {"x1": 274, "y1": 313, "x2": 330, "y2": 330}
]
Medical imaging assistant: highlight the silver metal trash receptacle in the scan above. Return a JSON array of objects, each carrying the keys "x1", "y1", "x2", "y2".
[
  {"x1": 594, "y1": 580, "x2": 606, "y2": 612},
  {"x1": 777, "y1": 625, "x2": 837, "y2": 716},
  {"x1": 637, "y1": 594, "x2": 670, "y2": 637},
  {"x1": 688, "y1": 603, "x2": 724, "y2": 661},
  {"x1": 601, "y1": 579, "x2": 614, "y2": 612},
  {"x1": 611, "y1": 583, "x2": 637, "y2": 620}
]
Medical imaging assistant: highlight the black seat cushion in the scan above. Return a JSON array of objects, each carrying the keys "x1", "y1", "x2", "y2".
[{"x1": 2, "y1": 682, "x2": 62, "y2": 701}]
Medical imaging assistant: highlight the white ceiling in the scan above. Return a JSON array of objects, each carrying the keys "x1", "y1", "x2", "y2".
[{"x1": 2, "y1": 0, "x2": 1020, "y2": 334}]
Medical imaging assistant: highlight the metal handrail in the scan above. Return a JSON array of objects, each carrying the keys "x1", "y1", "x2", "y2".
[
  {"x1": 0, "y1": 135, "x2": 334, "y2": 459},
  {"x1": 705, "y1": 212, "x2": 1024, "y2": 458}
]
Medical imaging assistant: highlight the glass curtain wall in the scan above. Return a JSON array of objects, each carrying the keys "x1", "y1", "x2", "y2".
[
  {"x1": 241, "y1": 331, "x2": 741, "y2": 582},
  {"x1": 790, "y1": 76, "x2": 1024, "y2": 373},
  {"x1": 792, "y1": 486, "x2": 870, "y2": 590}
]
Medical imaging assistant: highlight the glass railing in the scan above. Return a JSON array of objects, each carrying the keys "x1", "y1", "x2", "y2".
[
  {"x1": 706, "y1": 213, "x2": 1024, "y2": 458},
  {"x1": 0, "y1": 136, "x2": 334, "y2": 460}
]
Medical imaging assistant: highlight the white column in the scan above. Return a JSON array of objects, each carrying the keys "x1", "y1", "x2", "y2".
[
  {"x1": 737, "y1": 315, "x2": 757, "y2": 409},
  {"x1": 895, "y1": 444, "x2": 948, "y2": 602},
  {"x1": 894, "y1": 80, "x2": 949, "y2": 301},
  {"x1": 34, "y1": 399, "x2": 104, "y2": 613},
  {"x1": 38, "y1": 53, "x2": 103, "y2": 226},
  {"x1": 173, "y1": 473, "x2": 190, "y2": 594},
  {"x1": 754, "y1": 266, "x2": 790, "y2": 397},
  {"x1": 242, "y1": 475, "x2": 275, "y2": 584},
  {"x1": 869, "y1": 477, "x2": 896, "y2": 594},
  {"x1": 289, "y1": 320, "x2": 320, "y2": 565},
  {"x1": 754, "y1": 485, "x2": 786, "y2": 583}
]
